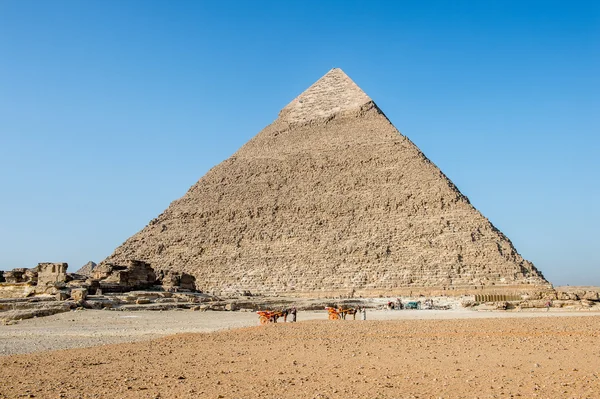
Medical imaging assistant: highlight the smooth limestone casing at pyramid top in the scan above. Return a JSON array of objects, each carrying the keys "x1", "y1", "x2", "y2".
[{"x1": 104, "y1": 68, "x2": 550, "y2": 297}]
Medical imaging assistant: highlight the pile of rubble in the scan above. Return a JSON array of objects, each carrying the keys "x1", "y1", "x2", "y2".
[
  {"x1": 0, "y1": 260, "x2": 206, "y2": 322},
  {"x1": 464, "y1": 288, "x2": 600, "y2": 311},
  {"x1": 0, "y1": 260, "x2": 196, "y2": 298},
  {"x1": 0, "y1": 290, "x2": 219, "y2": 324}
]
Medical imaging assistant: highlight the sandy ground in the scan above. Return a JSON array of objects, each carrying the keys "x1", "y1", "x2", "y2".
[
  {"x1": 0, "y1": 313, "x2": 599, "y2": 399},
  {"x1": 0, "y1": 310, "x2": 599, "y2": 398},
  {"x1": 1, "y1": 308, "x2": 599, "y2": 356}
]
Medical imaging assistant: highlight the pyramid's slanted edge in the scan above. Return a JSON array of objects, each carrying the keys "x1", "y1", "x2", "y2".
[{"x1": 278, "y1": 68, "x2": 375, "y2": 125}]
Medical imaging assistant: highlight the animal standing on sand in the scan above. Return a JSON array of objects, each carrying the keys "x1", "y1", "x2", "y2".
[
  {"x1": 326, "y1": 306, "x2": 358, "y2": 320},
  {"x1": 256, "y1": 310, "x2": 288, "y2": 324}
]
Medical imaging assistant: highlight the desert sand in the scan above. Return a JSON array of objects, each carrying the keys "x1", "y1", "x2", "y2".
[
  {"x1": 1, "y1": 310, "x2": 599, "y2": 398},
  {"x1": 0, "y1": 308, "x2": 598, "y2": 356}
]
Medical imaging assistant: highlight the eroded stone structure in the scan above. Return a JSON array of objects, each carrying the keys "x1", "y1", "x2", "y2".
[
  {"x1": 3, "y1": 268, "x2": 37, "y2": 284},
  {"x1": 158, "y1": 270, "x2": 197, "y2": 291},
  {"x1": 0, "y1": 266, "x2": 42, "y2": 298},
  {"x1": 103, "y1": 69, "x2": 550, "y2": 296},
  {"x1": 37, "y1": 263, "x2": 68, "y2": 287},
  {"x1": 92, "y1": 260, "x2": 156, "y2": 292},
  {"x1": 0, "y1": 258, "x2": 199, "y2": 299}
]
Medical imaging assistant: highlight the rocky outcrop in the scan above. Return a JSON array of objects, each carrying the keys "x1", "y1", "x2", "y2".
[
  {"x1": 103, "y1": 68, "x2": 550, "y2": 297},
  {"x1": 0, "y1": 271, "x2": 4, "y2": 283}
]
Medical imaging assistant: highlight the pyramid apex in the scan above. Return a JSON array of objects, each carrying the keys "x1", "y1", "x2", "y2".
[{"x1": 279, "y1": 68, "x2": 373, "y2": 124}]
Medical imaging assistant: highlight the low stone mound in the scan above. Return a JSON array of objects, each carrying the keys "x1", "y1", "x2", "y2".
[{"x1": 0, "y1": 302, "x2": 75, "y2": 322}]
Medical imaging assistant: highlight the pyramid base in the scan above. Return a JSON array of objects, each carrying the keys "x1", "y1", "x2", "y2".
[{"x1": 249, "y1": 284, "x2": 554, "y2": 299}]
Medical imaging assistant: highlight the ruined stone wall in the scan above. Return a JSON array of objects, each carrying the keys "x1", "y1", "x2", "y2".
[
  {"x1": 93, "y1": 260, "x2": 156, "y2": 291},
  {"x1": 159, "y1": 271, "x2": 197, "y2": 291},
  {"x1": 3, "y1": 268, "x2": 38, "y2": 284},
  {"x1": 37, "y1": 263, "x2": 68, "y2": 287},
  {"x1": 91, "y1": 263, "x2": 121, "y2": 281}
]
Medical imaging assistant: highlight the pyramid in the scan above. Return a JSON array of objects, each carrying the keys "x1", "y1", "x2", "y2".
[
  {"x1": 103, "y1": 68, "x2": 549, "y2": 297},
  {"x1": 75, "y1": 261, "x2": 97, "y2": 277}
]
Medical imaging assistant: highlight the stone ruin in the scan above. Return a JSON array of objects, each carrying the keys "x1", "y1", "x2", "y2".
[
  {"x1": 92, "y1": 260, "x2": 157, "y2": 292},
  {"x1": 157, "y1": 270, "x2": 197, "y2": 291},
  {"x1": 0, "y1": 260, "x2": 598, "y2": 323},
  {"x1": 1, "y1": 263, "x2": 69, "y2": 288},
  {"x1": 0, "y1": 259, "x2": 197, "y2": 300},
  {"x1": 0, "y1": 260, "x2": 219, "y2": 323},
  {"x1": 37, "y1": 262, "x2": 68, "y2": 289},
  {"x1": 3, "y1": 268, "x2": 38, "y2": 284}
]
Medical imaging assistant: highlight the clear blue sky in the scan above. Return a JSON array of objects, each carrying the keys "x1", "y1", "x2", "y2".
[{"x1": 1, "y1": 1, "x2": 598, "y2": 286}]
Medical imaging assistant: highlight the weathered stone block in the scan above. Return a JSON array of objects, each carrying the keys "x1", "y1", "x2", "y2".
[
  {"x1": 70, "y1": 288, "x2": 88, "y2": 302},
  {"x1": 91, "y1": 260, "x2": 156, "y2": 292},
  {"x1": 225, "y1": 303, "x2": 237, "y2": 311},
  {"x1": 55, "y1": 291, "x2": 69, "y2": 301},
  {"x1": 3, "y1": 269, "x2": 33, "y2": 284},
  {"x1": 37, "y1": 263, "x2": 68, "y2": 286},
  {"x1": 583, "y1": 291, "x2": 599, "y2": 301},
  {"x1": 0, "y1": 284, "x2": 36, "y2": 299}
]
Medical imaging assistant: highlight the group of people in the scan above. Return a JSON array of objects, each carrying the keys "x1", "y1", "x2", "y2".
[
  {"x1": 278, "y1": 307, "x2": 297, "y2": 322},
  {"x1": 386, "y1": 298, "x2": 404, "y2": 310}
]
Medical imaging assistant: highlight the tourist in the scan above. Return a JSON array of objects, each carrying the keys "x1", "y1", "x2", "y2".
[
  {"x1": 291, "y1": 307, "x2": 297, "y2": 322},
  {"x1": 361, "y1": 307, "x2": 367, "y2": 320}
]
